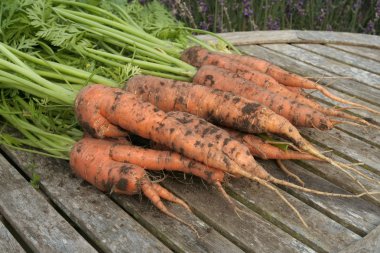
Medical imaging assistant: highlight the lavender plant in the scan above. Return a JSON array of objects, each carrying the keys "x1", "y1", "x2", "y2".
[{"x1": 150, "y1": 0, "x2": 379, "y2": 34}]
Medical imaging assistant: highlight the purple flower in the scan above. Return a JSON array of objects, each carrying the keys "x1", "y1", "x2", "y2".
[
  {"x1": 353, "y1": 0, "x2": 362, "y2": 11},
  {"x1": 295, "y1": 0, "x2": 305, "y2": 16},
  {"x1": 267, "y1": 15, "x2": 280, "y2": 30},
  {"x1": 199, "y1": 21, "x2": 209, "y2": 30},
  {"x1": 198, "y1": 0, "x2": 208, "y2": 14},
  {"x1": 317, "y1": 8, "x2": 326, "y2": 24},
  {"x1": 243, "y1": 0, "x2": 254, "y2": 17},
  {"x1": 376, "y1": 0, "x2": 380, "y2": 19},
  {"x1": 365, "y1": 20, "x2": 375, "y2": 34}
]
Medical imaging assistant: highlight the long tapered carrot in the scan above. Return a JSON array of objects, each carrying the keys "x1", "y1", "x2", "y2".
[
  {"x1": 233, "y1": 69, "x2": 373, "y2": 126},
  {"x1": 181, "y1": 46, "x2": 379, "y2": 114},
  {"x1": 192, "y1": 65, "x2": 334, "y2": 130},
  {"x1": 124, "y1": 75, "x2": 373, "y2": 177},
  {"x1": 165, "y1": 112, "x2": 380, "y2": 199},
  {"x1": 108, "y1": 139, "x2": 225, "y2": 184},
  {"x1": 125, "y1": 75, "x2": 322, "y2": 141},
  {"x1": 75, "y1": 84, "x2": 268, "y2": 179}
]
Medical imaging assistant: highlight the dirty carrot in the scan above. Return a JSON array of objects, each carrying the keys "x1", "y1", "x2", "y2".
[
  {"x1": 125, "y1": 75, "x2": 323, "y2": 142},
  {"x1": 75, "y1": 84, "x2": 267, "y2": 179},
  {"x1": 124, "y1": 74, "x2": 369, "y2": 177},
  {"x1": 70, "y1": 136, "x2": 197, "y2": 230},
  {"x1": 181, "y1": 46, "x2": 379, "y2": 114},
  {"x1": 192, "y1": 65, "x2": 334, "y2": 130}
]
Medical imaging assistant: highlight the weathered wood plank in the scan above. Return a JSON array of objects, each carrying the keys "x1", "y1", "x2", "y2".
[
  {"x1": 198, "y1": 31, "x2": 380, "y2": 49},
  {"x1": 0, "y1": 219, "x2": 26, "y2": 253},
  {"x1": 197, "y1": 30, "x2": 300, "y2": 45},
  {"x1": 262, "y1": 160, "x2": 380, "y2": 235},
  {"x1": 328, "y1": 44, "x2": 380, "y2": 62},
  {"x1": 295, "y1": 44, "x2": 380, "y2": 75},
  {"x1": 239, "y1": 44, "x2": 380, "y2": 110},
  {"x1": 299, "y1": 153, "x2": 380, "y2": 206},
  {"x1": 2, "y1": 148, "x2": 172, "y2": 253},
  {"x1": 296, "y1": 31, "x2": 380, "y2": 49},
  {"x1": 301, "y1": 128, "x2": 380, "y2": 175},
  {"x1": 338, "y1": 224, "x2": 380, "y2": 253},
  {"x1": 263, "y1": 44, "x2": 380, "y2": 89},
  {"x1": 0, "y1": 154, "x2": 96, "y2": 253},
  {"x1": 113, "y1": 194, "x2": 245, "y2": 253},
  {"x1": 161, "y1": 177, "x2": 316, "y2": 253},
  {"x1": 226, "y1": 177, "x2": 361, "y2": 253}
]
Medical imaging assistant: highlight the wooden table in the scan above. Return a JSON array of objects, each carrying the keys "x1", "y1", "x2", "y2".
[{"x1": 1, "y1": 31, "x2": 380, "y2": 253}]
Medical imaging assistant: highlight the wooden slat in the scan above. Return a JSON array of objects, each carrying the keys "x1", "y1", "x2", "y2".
[
  {"x1": 161, "y1": 178, "x2": 316, "y2": 253},
  {"x1": 0, "y1": 154, "x2": 96, "y2": 253},
  {"x1": 296, "y1": 31, "x2": 380, "y2": 49},
  {"x1": 339, "y1": 224, "x2": 380, "y2": 253},
  {"x1": 226, "y1": 178, "x2": 361, "y2": 253},
  {"x1": 328, "y1": 44, "x2": 380, "y2": 62},
  {"x1": 197, "y1": 30, "x2": 380, "y2": 49},
  {"x1": 263, "y1": 160, "x2": 380, "y2": 235},
  {"x1": 113, "y1": 194, "x2": 245, "y2": 253},
  {"x1": 299, "y1": 153, "x2": 380, "y2": 206},
  {"x1": 262, "y1": 44, "x2": 380, "y2": 89},
  {"x1": 301, "y1": 128, "x2": 380, "y2": 175},
  {"x1": 2, "y1": 148, "x2": 172, "y2": 253},
  {"x1": 295, "y1": 44, "x2": 380, "y2": 75},
  {"x1": 197, "y1": 30, "x2": 300, "y2": 45},
  {"x1": 0, "y1": 219, "x2": 26, "y2": 253}
]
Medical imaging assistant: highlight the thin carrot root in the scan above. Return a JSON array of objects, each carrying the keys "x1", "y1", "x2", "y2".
[
  {"x1": 312, "y1": 85, "x2": 380, "y2": 115},
  {"x1": 276, "y1": 160, "x2": 305, "y2": 186},
  {"x1": 254, "y1": 177, "x2": 308, "y2": 228},
  {"x1": 332, "y1": 118, "x2": 380, "y2": 130},
  {"x1": 151, "y1": 183, "x2": 191, "y2": 212},
  {"x1": 141, "y1": 179, "x2": 199, "y2": 236}
]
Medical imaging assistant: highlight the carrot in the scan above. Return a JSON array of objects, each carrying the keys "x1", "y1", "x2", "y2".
[
  {"x1": 70, "y1": 137, "x2": 192, "y2": 225},
  {"x1": 181, "y1": 46, "x2": 379, "y2": 114},
  {"x1": 166, "y1": 111, "x2": 378, "y2": 204},
  {"x1": 226, "y1": 130, "x2": 321, "y2": 161},
  {"x1": 234, "y1": 69, "x2": 372, "y2": 126},
  {"x1": 192, "y1": 65, "x2": 335, "y2": 130},
  {"x1": 75, "y1": 84, "x2": 267, "y2": 179},
  {"x1": 124, "y1": 74, "x2": 371, "y2": 178},
  {"x1": 125, "y1": 75, "x2": 320, "y2": 141},
  {"x1": 108, "y1": 138, "x2": 226, "y2": 185},
  {"x1": 75, "y1": 85, "x2": 378, "y2": 226}
]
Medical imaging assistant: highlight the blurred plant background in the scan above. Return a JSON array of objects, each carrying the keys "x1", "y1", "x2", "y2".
[{"x1": 141, "y1": 0, "x2": 379, "y2": 34}]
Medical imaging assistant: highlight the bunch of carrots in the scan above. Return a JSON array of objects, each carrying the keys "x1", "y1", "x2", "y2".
[{"x1": 1, "y1": 0, "x2": 379, "y2": 229}]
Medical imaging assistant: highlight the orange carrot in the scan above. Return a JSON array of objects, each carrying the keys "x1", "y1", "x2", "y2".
[
  {"x1": 192, "y1": 65, "x2": 334, "y2": 130},
  {"x1": 70, "y1": 137, "x2": 191, "y2": 223},
  {"x1": 181, "y1": 46, "x2": 379, "y2": 114},
  {"x1": 125, "y1": 75, "x2": 323, "y2": 156},
  {"x1": 75, "y1": 84, "x2": 267, "y2": 179}
]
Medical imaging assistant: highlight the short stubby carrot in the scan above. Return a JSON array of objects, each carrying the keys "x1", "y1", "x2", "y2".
[
  {"x1": 181, "y1": 46, "x2": 379, "y2": 114},
  {"x1": 192, "y1": 65, "x2": 334, "y2": 130},
  {"x1": 70, "y1": 137, "x2": 196, "y2": 224},
  {"x1": 75, "y1": 84, "x2": 267, "y2": 179}
]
